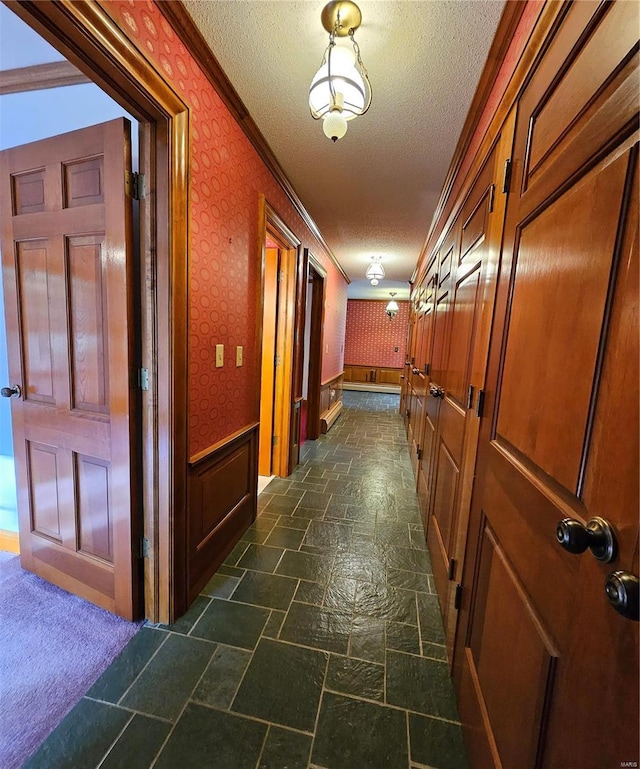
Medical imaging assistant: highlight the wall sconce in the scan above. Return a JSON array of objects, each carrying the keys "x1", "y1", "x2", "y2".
[
  {"x1": 366, "y1": 256, "x2": 384, "y2": 285},
  {"x1": 309, "y1": 1, "x2": 372, "y2": 142},
  {"x1": 386, "y1": 292, "x2": 399, "y2": 319}
]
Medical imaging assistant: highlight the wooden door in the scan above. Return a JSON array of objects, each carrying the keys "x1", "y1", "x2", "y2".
[
  {"x1": 427, "y1": 122, "x2": 512, "y2": 659},
  {"x1": 415, "y1": 264, "x2": 438, "y2": 524},
  {"x1": 0, "y1": 119, "x2": 139, "y2": 620},
  {"x1": 258, "y1": 247, "x2": 279, "y2": 476},
  {"x1": 455, "y1": 3, "x2": 639, "y2": 767}
]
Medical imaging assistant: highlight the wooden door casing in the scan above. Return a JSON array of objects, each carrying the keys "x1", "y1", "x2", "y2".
[
  {"x1": 0, "y1": 119, "x2": 139, "y2": 619},
  {"x1": 454, "y1": 3, "x2": 639, "y2": 767},
  {"x1": 258, "y1": 246, "x2": 279, "y2": 476}
]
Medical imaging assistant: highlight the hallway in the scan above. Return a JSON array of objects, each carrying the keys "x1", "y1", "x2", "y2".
[{"x1": 25, "y1": 393, "x2": 467, "y2": 769}]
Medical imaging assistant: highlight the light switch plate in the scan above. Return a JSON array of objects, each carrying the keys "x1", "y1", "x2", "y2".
[
  {"x1": 236, "y1": 346, "x2": 243, "y2": 366},
  {"x1": 216, "y1": 344, "x2": 224, "y2": 367}
]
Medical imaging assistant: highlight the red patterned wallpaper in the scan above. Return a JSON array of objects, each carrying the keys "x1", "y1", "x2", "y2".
[
  {"x1": 344, "y1": 300, "x2": 409, "y2": 369},
  {"x1": 103, "y1": 0, "x2": 348, "y2": 455}
]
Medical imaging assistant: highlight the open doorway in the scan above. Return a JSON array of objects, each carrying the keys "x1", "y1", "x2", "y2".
[
  {"x1": 0, "y1": 5, "x2": 140, "y2": 564},
  {"x1": 301, "y1": 253, "x2": 326, "y2": 443},
  {"x1": 0, "y1": 1, "x2": 189, "y2": 624},
  {"x1": 258, "y1": 199, "x2": 300, "y2": 481}
]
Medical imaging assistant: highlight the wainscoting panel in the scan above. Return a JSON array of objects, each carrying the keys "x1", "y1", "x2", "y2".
[
  {"x1": 187, "y1": 424, "x2": 258, "y2": 602},
  {"x1": 319, "y1": 373, "x2": 343, "y2": 433}
]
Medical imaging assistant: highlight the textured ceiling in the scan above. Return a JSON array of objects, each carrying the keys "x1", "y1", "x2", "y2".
[{"x1": 183, "y1": 0, "x2": 505, "y2": 298}]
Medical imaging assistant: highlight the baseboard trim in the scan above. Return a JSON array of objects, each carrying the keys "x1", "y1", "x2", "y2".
[
  {"x1": 321, "y1": 400, "x2": 343, "y2": 433},
  {"x1": 344, "y1": 383, "x2": 401, "y2": 394},
  {"x1": 0, "y1": 529, "x2": 19, "y2": 554}
]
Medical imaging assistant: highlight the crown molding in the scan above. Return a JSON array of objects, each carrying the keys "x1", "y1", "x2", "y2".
[{"x1": 157, "y1": 1, "x2": 350, "y2": 285}]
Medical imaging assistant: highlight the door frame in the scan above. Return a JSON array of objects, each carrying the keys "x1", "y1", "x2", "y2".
[
  {"x1": 7, "y1": 0, "x2": 189, "y2": 624},
  {"x1": 257, "y1": 197, "x2": 300, "y2": 477},
  {"x1": 305, "y1": 254, "x2": 326, "y2": 441}
]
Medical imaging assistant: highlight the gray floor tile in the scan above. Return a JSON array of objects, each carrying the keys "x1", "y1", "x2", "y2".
[
  {"x1": 349, "y1": 615, "x2": 386, "y2": 663},
  {"x1": 325, "y1": 655, "x2": 384, "y2": 701},
  {"x1": 259, "y1": 726, "x2": 312, "y2": 769},
  {"x1": 264, "y1": 525, "x2": 306, "y2": 549},
  {"x1": 162, "y1": 595, "x2": 210, "y2": 635},
  {"x1": 354, "y1": 582, "x2": 418, "y2": 625},
  {"x1": 280, "y1": 601, "x2": 351, "y2": 654},
  {"x1": 386, "y1": 620, "x2": 421, "y2": 655},
  {"x1": 231, "y1": 570, "x2": 298, "y2": 611},
  {"x1": 276, "y1": 549, "x2": 334, "y2": 583},
  {"x1": 154, "y1": 703, "x2": 266, "y2": 769},
  {"x1": 99, "y1": 713, "x2": 171, "y2": 769},
  {"x1": 385, "y1": 650, "x2": 460, "y2": 721},
  {"x1": 232, "y1": 639, "x2": 328, "y2": 732},
  {"x1": 417, "y1": 592, "x2": 446, "y2": 644},
  {"x1": 87, "y1": 627, "x2": 167, "y2": 703},
  {"x1": 311, "y1": 692, "x2": 409, "y2": 769},
  {"x1": 200, "y1": 572, "x2": 240, "y2": 599},
  {"x1": 120, "y1": 634, "x2": 215, "y2": 720},
  {"x1": 190, "y1": 598, "x2": 270, "y2": 649},
  {"x1": 409, "y1": 713, "x2": 469, "y2": 769},
  {"x1": 23, "y1": 699, "x2": 131, "y2": 769},
  {"x1": 192, "y1": 645, "x2": 252, "y2": 709},
  {"x1": 237, "y1": 544, "x2": 285, "y2": 574}
]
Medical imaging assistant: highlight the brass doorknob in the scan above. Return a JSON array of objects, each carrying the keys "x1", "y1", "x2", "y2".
[
  {"x1": 1, "y1": 385, "x2": 21, "y2": 399},
  {"x1": 429, "y1": 385, "x2": 444, "y2": 398}
]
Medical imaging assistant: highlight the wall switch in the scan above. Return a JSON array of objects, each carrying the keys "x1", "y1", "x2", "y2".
[
  {"x1": 216, "y1": 344, "x2": 224, "y2": 367},
  {"x1": 236, "y1": 346, "x2": 243, "y2": 366}
]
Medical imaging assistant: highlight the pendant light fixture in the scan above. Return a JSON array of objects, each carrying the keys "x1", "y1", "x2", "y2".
[
  {"x1": 365, "y1": 256, "x2": 385, "y2": 285},
  {"x1": 385, "y1": 292, "x2": 399, "y2": 319},
  {"x1": 309, "y1": 1, "x2": 372, "y2": 142}
]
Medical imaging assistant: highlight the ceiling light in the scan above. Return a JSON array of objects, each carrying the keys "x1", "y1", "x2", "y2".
[
  {"x1": 370, "y1": 278, "x2": 379, "y2": 286},
  {"x1": 386, "y1": 292, "x2": 399, "y2": 319},
  {"x1": 365, "y1": 256, "x2": 385, "y2": 281},
  {"x1": 309, "y1": 1, "x2": 372, "y2": 142}
]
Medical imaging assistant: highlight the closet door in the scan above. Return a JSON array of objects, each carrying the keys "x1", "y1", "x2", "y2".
[{"x1": 456, "y1": 3, "x2": 639, "y2": 768}]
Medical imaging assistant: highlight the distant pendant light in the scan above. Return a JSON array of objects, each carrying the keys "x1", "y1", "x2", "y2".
[
  {"x1": 385, "y1": 292, "x2": 399, "y2": 319},
  {"x1": 309, "y1": 1, "x2": 372, "y2": 142}
]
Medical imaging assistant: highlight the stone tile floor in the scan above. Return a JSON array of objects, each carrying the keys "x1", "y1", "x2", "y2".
[{"x1": 25, "y1": 391, "x2": 469, "y2": 769}]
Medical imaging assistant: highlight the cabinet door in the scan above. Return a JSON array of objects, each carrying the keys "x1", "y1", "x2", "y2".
[{"x1": 456, "y1": 3, "x2": 639, "y2": 767}]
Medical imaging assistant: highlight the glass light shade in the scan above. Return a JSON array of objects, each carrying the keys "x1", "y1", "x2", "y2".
[
  {"x1": 386, "y1": 300, "x2": 399, "y2": 313},
  {"x1": 309, "y1": 43, "x2": 368, "y2": 120},
  {"x1": 323, "y1": 111, "x2": 348, "y2": 141},
  {"x1": 370, "y1": 278, "x2": 379, "y2": 286},
  {"x1": 365, "y1": 262, "x2": 385, "y2": 280}
]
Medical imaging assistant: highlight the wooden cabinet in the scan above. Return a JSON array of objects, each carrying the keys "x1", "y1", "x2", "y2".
[
  {"x1": 343, "y1": 365, "x2": 402, "y2": 386},
  {"x1": 406, "y1": 3, "x2": 639, "y2": 767}
]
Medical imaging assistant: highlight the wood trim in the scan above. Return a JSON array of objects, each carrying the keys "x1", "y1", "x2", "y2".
[
  {"x1": 187, "y1": 423, "x2": 258, "y2": 602},
  {"x1": 0, "y1": 529, "x2": 20, "y2": 554},
  {"x1": 10, "y1": 0, "x2": 190, "y2": 624},
  {"x1": 321, "y1": 373, "x2": 345, "y2": 388},
  {"x1": 306, "y1": 257, "x2": 326, "y2": 441},
  {"x1": 0, "y1": 61, "x2": 90, "y2": 95},
  {"x1": 190, "y1": 422, "x2": 260, "y2": 466},
  {"x1": 158, "y1": 1, "x2": 350, "y2": 286},
  {"x1": 412, "y1": 0, "x2": 545, "y2": 286}
]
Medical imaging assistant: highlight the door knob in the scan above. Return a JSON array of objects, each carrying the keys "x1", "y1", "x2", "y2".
[
  {"x1": 412, "y1": 368, "x2": 419, "y2": 375},
  {"x1": 605, "y1": 571, "x2": 639, "y2": 621},
  {"x1": 555, "y1": 516, "x2": 617, "y2": 563},
  {"x1": 1, "y1": 385, "x2": 21, "y2": 399},
  {"x1": 429, "y1": 385, "x2": 444, "y2": 398}
]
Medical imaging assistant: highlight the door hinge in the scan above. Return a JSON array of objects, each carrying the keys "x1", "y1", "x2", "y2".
[
  {"x1": 475, "y1": 388, "x2": 486, "y2": 418},
  {"x1": 140, "y1": 537, "x2": 150, "y2": 559},
  {"x1": 126, "y1": 171, "x2": 145, "y2": 200},
  {"x1": 424, "y1": 363, "x2": 430, "y2": 376},
  {"x1": 454, "y1": 583, "x2": 463, "y2": 610},
  {"x1": 139, "y1": 367, "x2": 150, "y2": 391},
  {"x1": 467, "y1": 384, "x2": 475, "y2": 410},
  {"x1": 275, "y1": 354, "x2": 281, "y2": 367},
  {"x1": 417, "y1": 446, "x2": 423, "y2": 461},
  {"x1": 278, "y1": 269, "x2": 285, "y2": 283},
  {"x1": 272, "y1": 435, "x2": 279, "y2": 446},
  {"x1": 406, "y1": 409, "x2": 411, "y2": 420},
  {"x1": 448, "y1": 558, "x2": 456, "y2": 580},
  {"x1": 502, "y1": 159, "x2": 512, "y2": 194},
  {"x1": 488, "y1": 183, "x2": 496, "y2": 213}
]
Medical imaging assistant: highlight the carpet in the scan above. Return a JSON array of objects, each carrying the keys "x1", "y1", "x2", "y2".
[{"x1": 0, "y1": 552, "x2": 141, "y2": 769}]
